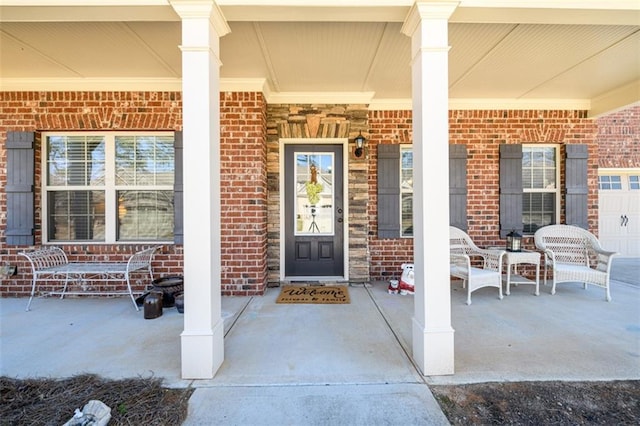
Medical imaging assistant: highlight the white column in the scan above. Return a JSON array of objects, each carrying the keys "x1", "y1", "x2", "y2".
[
  {"x1": 171, "y1": 0, "x2": 230, "y2": 379},
  {"x1": 402, "y1": 1, "x2": 457, "y2": 376}
]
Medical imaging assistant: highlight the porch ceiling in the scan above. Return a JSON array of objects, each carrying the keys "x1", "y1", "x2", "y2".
[{"x1": 1, "y1": 1, "x2": 639, "y2": 116}]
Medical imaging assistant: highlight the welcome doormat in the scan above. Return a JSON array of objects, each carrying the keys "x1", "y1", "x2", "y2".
[{"x1": 276, "y1": 285, "x2": 350, "y2": 304}]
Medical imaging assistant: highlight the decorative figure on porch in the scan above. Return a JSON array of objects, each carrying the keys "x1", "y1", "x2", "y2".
[
  {"x1": 306, "y1": 164, "x2": 323, "y2": 233},
  {"x1": 387, "y1": 264, "x2": 415, "y2": 295},
  {"x1": 399, "y1": 263, "x2": 415, "y2": 295}
]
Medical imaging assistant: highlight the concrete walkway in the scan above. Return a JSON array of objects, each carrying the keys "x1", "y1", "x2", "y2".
[{"x1": 1, "y1": 257, "x2": 638, "y2": 425}]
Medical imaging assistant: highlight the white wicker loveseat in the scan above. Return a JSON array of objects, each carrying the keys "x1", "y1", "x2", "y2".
[
  {"x1": 449, "y1": 226, "x2": 505, "y2": 305},
  {"x1": 534, "y1": 224, "x2": 618, "y2": 301}
]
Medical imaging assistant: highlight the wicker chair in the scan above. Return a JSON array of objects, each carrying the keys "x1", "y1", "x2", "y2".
[
  {"x1": 534, "y1": 224, "x2": 618, "y2": 301},
  {"x1": 450, "y1": 226, "x2": 505, "y2": 305}
]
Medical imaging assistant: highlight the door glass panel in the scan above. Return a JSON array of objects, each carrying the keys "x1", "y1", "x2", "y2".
[{"x1": 295, "y1": 152, "x2": 334, "y2": 235}]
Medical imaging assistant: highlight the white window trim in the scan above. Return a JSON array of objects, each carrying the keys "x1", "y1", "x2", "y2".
[
  {"x1": 522, "y1": 143, "x2": 561, "y2": 230},
  {"x1": 400, "y1": 144, "x2": 413, "y2": 238},
  {"x1": 41, "y1": 131, "x2": 175, "y2": 244}
]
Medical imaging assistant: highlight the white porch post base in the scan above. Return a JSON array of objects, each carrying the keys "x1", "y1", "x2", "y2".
[
  {"x1": 181, "y1": 321, "x2": 224, "y2": 379},
  {"x1": 412, "y1": 318, "x2": 455, "y2": 375}
]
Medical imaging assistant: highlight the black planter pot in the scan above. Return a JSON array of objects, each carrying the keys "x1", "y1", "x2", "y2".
[
  {"x1": 174, "y1": 292, "x2": 184, "y2": 314},
  {"x1": 150, "y1": 275, "x2": 184, "y2": 308}
]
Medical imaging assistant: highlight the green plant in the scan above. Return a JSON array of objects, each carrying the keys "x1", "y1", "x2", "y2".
[{"x1": 305, "y1": 181, "x2": 323, "y2": 205}]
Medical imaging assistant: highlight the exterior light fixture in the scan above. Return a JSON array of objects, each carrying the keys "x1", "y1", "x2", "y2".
[
  {"x1": 354, "y1": 131, "x2": 366, "y2": 158},
  {"x1": 506, "y1": 229, "x2": 522, "y2": 252}
]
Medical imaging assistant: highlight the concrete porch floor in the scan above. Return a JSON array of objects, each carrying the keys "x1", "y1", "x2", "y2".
[{"x1": 1, "y1": 258, "x2": 638, "y2": 425}]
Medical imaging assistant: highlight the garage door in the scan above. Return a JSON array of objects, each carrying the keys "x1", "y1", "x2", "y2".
[{"x1": 598, "y1": 169, "x2": 640, "y2": 257}]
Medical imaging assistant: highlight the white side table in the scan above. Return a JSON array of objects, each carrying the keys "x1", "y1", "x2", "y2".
[{"x1": 502, "y1": 250, "x2": 541, "y2": 296}]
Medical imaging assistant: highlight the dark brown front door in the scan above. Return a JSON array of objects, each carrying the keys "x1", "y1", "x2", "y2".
[{"x1": 284, "y1": 144, "x2": 344, "y2": 277}]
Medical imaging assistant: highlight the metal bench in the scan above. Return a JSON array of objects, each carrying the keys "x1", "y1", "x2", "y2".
[{"x1": 19, "y1": 246, "x2": 160, "y2": 311}]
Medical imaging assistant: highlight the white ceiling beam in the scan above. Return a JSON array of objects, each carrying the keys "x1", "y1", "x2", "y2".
[
  {"x1": 589, "y1": 81, "x2": 640, "y2": 117},
  {"x1": 2, "y1": 1, "x2": 638, "y2": 24}
]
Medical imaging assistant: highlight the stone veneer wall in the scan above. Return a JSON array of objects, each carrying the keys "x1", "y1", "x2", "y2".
[{"x1": 265, "y1": 104, "x2": 370, "y2": 284}]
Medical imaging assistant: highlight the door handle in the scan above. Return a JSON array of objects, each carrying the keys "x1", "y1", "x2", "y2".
[
  {"x1": 623, "y1": 215, "x2": 629, "y2": 226},
  {"x1": 337, "y1": 218, "x2": 343, "y2": 223}
]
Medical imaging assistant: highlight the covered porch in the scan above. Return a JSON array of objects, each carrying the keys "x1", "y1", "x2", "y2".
[{"x1": 2, "y1": 259, "x2": 638, "y2": 423}]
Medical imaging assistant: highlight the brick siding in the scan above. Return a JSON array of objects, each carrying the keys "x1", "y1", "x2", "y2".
[
  {"x1": 220, "y1": 92, "x2": 268, "y2": 295},
  {"x1": 0, "y1": 91, "x2": 269, "y2": 297},
  {"x1": 367, "y1": 109, "x2": 599, "y2": 281},
  {"x1": 596, "y1": 105, "x2": 640, "y2": 168},
  {"x1": 0, "y1": 90, "x2": 626, "y2": 296}
]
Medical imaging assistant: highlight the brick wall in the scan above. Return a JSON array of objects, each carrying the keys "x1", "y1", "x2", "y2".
[
  {"x1": 0, "y1": 92, "x2": 184, "y2": 297},
  {"x1": 367, "y1": 109, "x2": 599, "y2": 281},
  {"x1": 0, "y1": 90, "x2": 622, "y2": 295},
  {"x1": 368, "y1": 110, "x2": 414, "y2": 280},
  {"x1": 0, "y1": 91, "x2": 269, "y2": 297},
  {"x1": 596, "y1": 105, "x2": 640, "y2": 168},
  {"x1": 220, "y1": 92, "x2": 268, "y2": 295}
]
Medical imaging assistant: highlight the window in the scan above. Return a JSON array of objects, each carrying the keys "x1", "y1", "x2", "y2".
[
  {"x1": 43, "y1": 132, "x2": 175, "y2": 243},
  {"x1": 377, "y1": 144, "x2": 467, "y2": 238},
  {"x1": 599, "y1": 175, "x2": 622, "y2": 190},
  {"x1": 400, "y1": 146, "x2": 413, "y2": 237},
  {"x1": 521, "y1": 145, "x2": 560, "y2": 234},
  {"x1": 629, "y1": 175, "x2": 639, "y2": 190}
]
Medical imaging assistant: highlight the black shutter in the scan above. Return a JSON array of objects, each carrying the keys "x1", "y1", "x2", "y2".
[
  {"x1": 499, "y1": 144, "x2": 523, "y2": 238},
  {"x1": 6, "y1": 131, "x2": 35, "y2": 245},
  {"x1": 449, "y1": 144, "x2": 467, "y2": 231},
  {"x1": 377, "y1": 144, "x2": 400, "y2": 238},
  {"x1": 565, "y1": 144, "x2": 588, "y2": 229},
  {"x1": 173, "y1": 131, "x2": 184, "y2": 244}
]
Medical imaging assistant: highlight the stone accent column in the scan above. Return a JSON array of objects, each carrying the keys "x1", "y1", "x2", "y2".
[
  {"x1": 171, "y1": 0, "x2": 230, "y2": 379},
  {"x1": 402, "y1": 1, "x2": 457, "y2": 376}
]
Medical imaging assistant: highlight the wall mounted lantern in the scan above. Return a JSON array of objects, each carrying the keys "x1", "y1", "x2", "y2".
[
  {"x1": 506, "y1": 229, "x2": 522, "y2": 252},
  {"x1": 354, "y1": 131, "x2": 366, "y2": 158}
]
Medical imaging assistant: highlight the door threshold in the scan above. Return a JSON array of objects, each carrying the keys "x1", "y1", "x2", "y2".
[{"x1": 282, "y1": 276, "x2": 347, "y2": 284}]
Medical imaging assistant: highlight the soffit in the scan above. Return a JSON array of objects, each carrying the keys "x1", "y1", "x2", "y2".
[{"x1": 0, "y1": 1, "x2": 638, "y2": 116}]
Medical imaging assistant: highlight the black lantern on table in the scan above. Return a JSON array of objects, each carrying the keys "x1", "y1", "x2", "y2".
[{"x1": 506, "y1": 229, "x2": 522, "y2": 252}]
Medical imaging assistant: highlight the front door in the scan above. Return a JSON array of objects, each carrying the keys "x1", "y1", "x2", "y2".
[{"x1": 284, "y1": 144, "x2": 344, "y2": 277}]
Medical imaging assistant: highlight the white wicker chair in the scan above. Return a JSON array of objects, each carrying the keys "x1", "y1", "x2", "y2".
[
  {"x1": 450, "y1": 226, "x2": 505, "y2": 305},
  {"x1": 534, "y1": 224, "x2": 618, "y2": 301}
]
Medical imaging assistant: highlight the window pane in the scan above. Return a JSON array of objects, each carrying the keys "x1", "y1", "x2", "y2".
[
  {"x1": 118, "y1": 191, "x2": 174, "y2": 240},
  {"x1": 401, "y1": 193, "x2": 413, "y2": 237},
  {"x1": 599, "y1": 175, "x2": 622, "y2": 190},
  {"x1": 523, "y1": 146, "x2": 556, "y2": 189},
  {"x1": 48, "y1": 190, "x2": 105, "y2": 241},
  {"x1": 47, "y1": 135, "x2": 105, "y2": 186},
  {"x1": 630, "y1": 176, "x2": 639, "y2": 190},
  {"x1": 523, "y1": 193, "x2": 556, "y2": 233},
  {"x1": 294, "y1": 153, "x2": 334, "y2": 235},
  {"x1": 401, "y1": 149, "x2": 413, "y2": 193},
  {"x1": 116, "y1": 136, "x2": 175, "y2": 186},
  {"x1": 400, "y1": 147, "x2": 413, "y2": 237}
]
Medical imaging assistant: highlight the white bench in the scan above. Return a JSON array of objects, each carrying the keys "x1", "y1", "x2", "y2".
[
  {"x1": 19, "y1": 246, "x2": 160, "y2": 311},
  {"x1": 534, "y1": 225, "x2": 618, "y2": 301}
]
